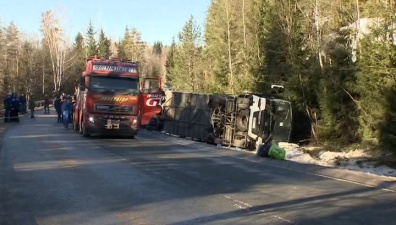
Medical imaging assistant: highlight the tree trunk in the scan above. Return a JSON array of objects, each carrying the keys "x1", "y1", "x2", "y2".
[
  {"x1": 354, "y1": 0, "x2": 360, "y2": 59},
  {"x1": 242, "y1": 0, "x2": 247, "y2": 47},
  {"x1": 224, "y1": 0, "x2": 234, "y2": 94},
  {"x1": 43, "y1": 57, "x2": 45, "y2": 94},
  {"x1": 314, "y1": 0, "x2": 323, "y2": 71}
]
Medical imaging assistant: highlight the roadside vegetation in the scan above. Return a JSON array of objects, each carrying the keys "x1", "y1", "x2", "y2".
[{"x1": 0, "y1": 0, "x2": 396, "y2": 155}]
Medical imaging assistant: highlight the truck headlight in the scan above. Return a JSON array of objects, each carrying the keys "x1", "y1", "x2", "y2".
[
  {"x1": 132, "y1": 117, "x2": 138, "y2": 125},
  {"x1": 89, "y1": 115, "x2": 95, "y2": 123}
]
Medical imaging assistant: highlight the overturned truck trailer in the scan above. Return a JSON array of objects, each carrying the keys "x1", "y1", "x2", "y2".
[{"x1": 158, "y1": 91, "x2": 292, "y2": 151}]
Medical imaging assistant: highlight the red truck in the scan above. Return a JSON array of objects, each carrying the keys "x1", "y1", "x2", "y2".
[
  {"x1": 73, "y1": 56, "x2": 141, "y2": 138},
  {"x1": 140, "y1": 77, "x2": 164, "y2": 126}
]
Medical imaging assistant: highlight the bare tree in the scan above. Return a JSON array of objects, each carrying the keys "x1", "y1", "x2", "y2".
[{"x1": 41, "y1": 10, "x2": 70, "y2": 93}]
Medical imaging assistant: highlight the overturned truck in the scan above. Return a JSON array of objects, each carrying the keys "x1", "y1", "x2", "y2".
[{"x1": 153, "y1": 89, "x2": 292, "y2": 151}]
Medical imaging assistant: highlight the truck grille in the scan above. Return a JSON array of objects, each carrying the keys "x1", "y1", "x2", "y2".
[
  {"x1": 95, "y1": 104, "x2": 134, "y2": 113},
  {"x1": 97, "y1": 117, "x2": 131, "y2": 127}
]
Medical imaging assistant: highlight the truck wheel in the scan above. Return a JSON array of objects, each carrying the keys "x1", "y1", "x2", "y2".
[
  {"x1": 73, "y1": 123, "x2": 78, "y2": 131},
  {"x1": 78, "y1": 121, "x2": 83, "y2": 134},
  {"x1": 236, "y1": 110, "x2": 249, "y2": 132},
  {"x1": 81, "y1": 120, "x2": 90, "y2": 137},
  {"x1": 73, "y1": 119, "x2": 79, "y2": 131}
]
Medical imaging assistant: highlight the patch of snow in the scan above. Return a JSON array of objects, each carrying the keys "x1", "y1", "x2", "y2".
[
  {"x1": 285, "y1": 148, "x2": 321, "y2": 166},
  {"x1": 278, "y1": 142, "x2": 396, "y2": 178}
]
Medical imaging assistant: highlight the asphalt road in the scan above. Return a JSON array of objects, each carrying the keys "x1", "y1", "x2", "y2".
[{"x1": 1, "y1": 110, "x2": 396, "y2": 225}]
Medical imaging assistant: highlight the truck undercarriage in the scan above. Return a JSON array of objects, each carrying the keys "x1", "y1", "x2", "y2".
[{"x1": 155, "y1": 91, "x2": 292, "y2": 151}]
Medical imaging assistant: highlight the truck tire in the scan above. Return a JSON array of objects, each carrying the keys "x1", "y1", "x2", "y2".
[
  {"x1": 78, "y1": 120, "x2": 83, "y2": 134},
  {"x1": 73, "y1": 123, "x2": 78, "y2": 131},
  {"x1": 81, "y1": 120, "x2": 90, "y2": 137},
  {"x1": 236, "y1": 110, "x2": 249, "y2": 132},
  {"x1": 73, "y1": 114, "x2": 79, "y2": 131}
]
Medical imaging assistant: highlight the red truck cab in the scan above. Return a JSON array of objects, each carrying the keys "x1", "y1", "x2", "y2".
[
  {"x1": 140, "y1": 77, "x2": 164, "y2": 126},
  {"x1": 73, "y1": 56, "x2": 141, "y2": 138}
]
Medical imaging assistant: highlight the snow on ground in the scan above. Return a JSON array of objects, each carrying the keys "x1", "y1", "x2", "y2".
[{"x1": 278, "y1": 142, "x2": 396, "y2": 178}]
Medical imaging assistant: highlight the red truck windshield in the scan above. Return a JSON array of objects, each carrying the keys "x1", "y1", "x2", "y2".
[{"x1": 89, "y1": 76, "x2": 139, "y2": 94}]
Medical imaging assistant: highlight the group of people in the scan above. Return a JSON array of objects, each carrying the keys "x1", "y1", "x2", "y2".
[
  {"x1": 3, "y1": 92, "x2": 75, "y2": 128},
  {"x1": 53, "y1": 93, "x2": 75, "y2": 129},
  {"x1": 3, "y1": 93, "x2": 36, "y2": 122}
]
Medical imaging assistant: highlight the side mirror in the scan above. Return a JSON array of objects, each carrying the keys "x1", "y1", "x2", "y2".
[{"x1": 79, "y1": 77, "x2": 86, "y2": 91}]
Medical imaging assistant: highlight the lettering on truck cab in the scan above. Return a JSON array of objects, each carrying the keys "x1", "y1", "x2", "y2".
[{"x1": 146, "y1": 98, "x2": 161, "y2": 107}]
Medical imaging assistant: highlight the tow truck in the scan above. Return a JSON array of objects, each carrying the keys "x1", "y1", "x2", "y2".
[{"x1": 73, "y1": 56, "x2": 141, "y2": 138}]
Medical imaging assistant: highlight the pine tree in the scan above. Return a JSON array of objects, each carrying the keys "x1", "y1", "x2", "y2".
[
  {"x1": 165, "y1": 38, "x2": 176, "y2": 85},
  {"x1": 97, "y1": 29, "x2": 110, "y2": 58},
  {"x1": 357, "y1": 26, "x2": 396, "y2": 146},
  {"x1": 117, "y1": 40, "x2": 126, "y2": 60},
  {"x1": 317, "y1": 32, "x2": 360, "y2": 144},
  {"x1": 129, "y1": 27, "x2": 145, "y2": 63},
  {"x1": 64, "y1": 32, "x2": 85, "y2": 93},
  {"x1": 86, "y1": 21, "x2": 97, "y2": 57},
  {"x1": 153, "y1": 41, "x2": 163, "y2": 55},
  {"x1": 380, "y1": 85, "x2": 396, "y2": 152},
  {"x1": 169, "y1": 16, "x2": 203, "y2": 92}
]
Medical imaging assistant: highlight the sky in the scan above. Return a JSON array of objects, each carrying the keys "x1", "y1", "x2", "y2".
[{"x1": 0, "y1": 0, "x2": 211, "y2": 46}]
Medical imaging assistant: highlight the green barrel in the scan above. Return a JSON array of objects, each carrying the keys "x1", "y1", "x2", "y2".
[{"x1": 268, "y1": 143, "x2": 286, "y2": 160}]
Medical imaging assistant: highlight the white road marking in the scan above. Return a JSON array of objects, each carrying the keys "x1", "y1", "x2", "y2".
[{"x1": 224, "y1": 195, "x2": 294, "y2": 224}]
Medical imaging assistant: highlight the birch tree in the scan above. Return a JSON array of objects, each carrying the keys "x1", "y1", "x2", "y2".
[
  {"x1": 4, "y1": 22, "x2": 21, "y2": 93},
  {"x1": 41, "y1": 10, "x2": 69, "y2": 93},
  {"x1": 0, "y1": 20, "x2": 5, "y2": 93}
]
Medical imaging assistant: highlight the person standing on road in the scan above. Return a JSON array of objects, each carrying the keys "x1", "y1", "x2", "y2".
[
  {"x1": 19, "y1": 94, "x2": 27, "y2": 114},
  {"x1": 70, "y1": 96, "x2": 76, "y2": 125},
  {"x1": 61, "y1": 96, "x2": 72, "y2": 128},
  {"x1": 9, "y1": 93, "x2": 21, "y2": 121},
  {"x1": 3, "y1": 93, "x2": 11, "y2": 122},
  {"x1": 28, "y1": 94, "x2": 36, "y2": 118},
  {"x1": 44, "y1": 95, "x2": 50, "y2": 114},
  {"x1": 54, "y1": 96, "x2": 62, "y2": 123}
]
